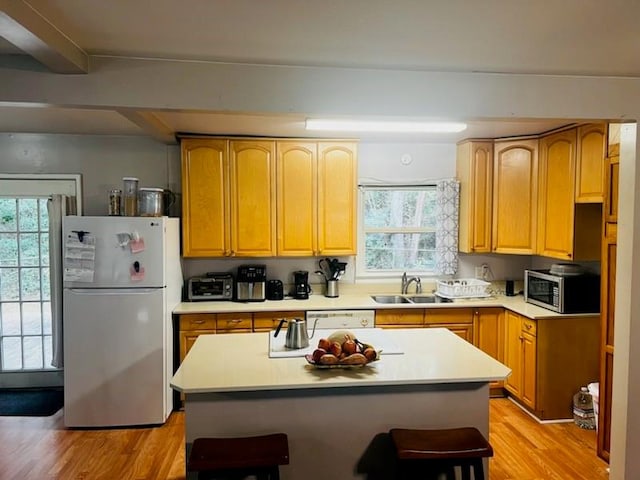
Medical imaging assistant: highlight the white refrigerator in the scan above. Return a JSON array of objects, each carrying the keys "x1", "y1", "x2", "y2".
[{"x1": 62, "y1": 216, "x2": 182, "y2": 427}]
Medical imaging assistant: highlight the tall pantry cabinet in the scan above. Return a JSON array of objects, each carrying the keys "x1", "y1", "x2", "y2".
[{"x1": 598, "y1": 124, "x2": 619, "y2": 462}]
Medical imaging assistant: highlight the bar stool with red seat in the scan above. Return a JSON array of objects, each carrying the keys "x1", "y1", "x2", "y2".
[
  {"x1": 389, "y1": 427, "x2": 493, "y2": 480},
  {"x1": 187, "y1": 433, "x2": 289, "y2": 480}
]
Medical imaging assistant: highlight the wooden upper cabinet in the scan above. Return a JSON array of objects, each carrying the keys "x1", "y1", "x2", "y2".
[
  {"x1": 277, "y1": 142, "x2": 318, "y2": 256},
  {"x1": 182, "y1": 137, "x2": 358, "y2": 258},
  {"x1": 537, "y1": 129, "x2": 576, "y2": 260},
  {"x1": 492, "y1": 139, "x2": 538, "y2": 254},
  {"x1": 317, "y1": 142, "x2": 358, "y2": 256},
  {"x1": 229, "y1": 140, "x2": 277, "y2": 256},
  {"x1": 456, "y1": 141, "x2": 493, "y2": 253},
  {"x1": 575, "y1": 123, "x2": 606, "y2": 203},
  {"x1": 181, "y1": 138, "x2": 229, "y2": 257},
  {"x1": 537, "y1": 128, "x2": 601, "y2": 261}
]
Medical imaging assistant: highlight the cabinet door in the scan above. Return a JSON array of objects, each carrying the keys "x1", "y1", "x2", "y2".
[
  {"x1": 317, "y1": 142, "x2": 357, "y2": 255},
  {"x1": 599, "y1": 224, "x2": 616, "y2": 460},
  {"x1": 504, "y1": 310, "x2": 522, "y2": 397},
  {"x1": 575, "y1": 123, "x2": 606, "y2": 203},
  {"x1": 492, "y1": 139, "x2": 538, "y2": 254},
  {"x1": 277, "y1": 142, "x2": 318, "y2": 256},
  {"x1": 216, "y1": 313, "x2": 253, "y2": 333},
  {"x1": 179, "y1": 329, "x2": 215, "y2": 364},
  {"x1": 229, "y1": 140, "x2": 276, "y2": 256},
  {"x1": 181, "y1": 138, "x2": 229, "y2": 257},
  {"x1": 474, "y1": 308, "x2": 505, "y2": 390},
  {"x1": 537, "y1": 129, "x2": 576, "y2": 259},
  {"x1": 457, "y1": 141, "x2": 493, "y2": 253},
  {"x1": 605, "y1": 154, "x2": 619, "y2": 223},
  {"x1": 521, "y1": 331, "x2": 537, "y2": 409},
  {"x1": 473, "y1": 308, "x2": 504, "y2": 363},
  {"x1": 375, "y1": 309, "x2": 424, "y2": 327},
  {"x1": 429, "y1": 324, "x2": 473, "y2": 343},
  {"x1": 425, "y1": 308, "x2": 473, "y2": 325},
  {"x1": 253, "y1": 311, "x2": 305, "y2": 332}
]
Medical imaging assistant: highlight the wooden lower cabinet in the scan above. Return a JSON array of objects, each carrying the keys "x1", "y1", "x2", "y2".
[
  {"x1": 178, "y1": 314, "x2": 217, "y2": 362},
  {"x1": 473, "y1": 307, "x2": 505, "y2": 394},
  {"x1": 253, "y1": 311, "x2": 305, "y2": 332},
  {"x1": 503, "y1": 309, "x2": 600, "y2": 420},
  {"x1": 216, "y1": 312, "x2": 253, "y2": 333},
  {"x1": 424, "y1": 308, "x2": 474, "y2": 342},
  {"x1": 375, "y1": 309, "x2": 424, "y2": 328}
]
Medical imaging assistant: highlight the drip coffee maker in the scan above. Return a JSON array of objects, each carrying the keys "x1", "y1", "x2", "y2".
[{"x1": 292, "y1": 270, "x2": 311, "y2": 300}]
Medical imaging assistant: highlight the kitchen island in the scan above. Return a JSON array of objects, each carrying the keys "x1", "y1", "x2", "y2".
[{"x1": 171, "y1": 328, "x2": 510, "y2": 479}]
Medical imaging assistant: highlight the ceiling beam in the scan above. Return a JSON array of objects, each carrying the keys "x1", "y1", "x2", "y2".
[
  {"x1": 117, "y1": 109, "x2": 177, "y2": 144},
  {"x1": 0, "y1": 0, "x2": 88, "y2": 73}
]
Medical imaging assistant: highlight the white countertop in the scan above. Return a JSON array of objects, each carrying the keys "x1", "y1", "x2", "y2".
[
  {"x1": 173, "y1": 293, "x2": 598, "y2": 320},
  {"x1": 170, "y1": 328, "x2": 511, "y2": 394}
]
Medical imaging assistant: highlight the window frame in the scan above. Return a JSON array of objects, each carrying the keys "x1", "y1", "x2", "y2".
[{"x1": 356, "y1": 184, "x2": 438, "y2": 280}]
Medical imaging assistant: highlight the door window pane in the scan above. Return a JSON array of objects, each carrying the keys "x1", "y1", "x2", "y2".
[
  {"x1": 22, "y1": 303, "x2": 42, "y2": 335},
  {"x1": 1, "y1": 303, "x2": 21, "y2": 335},
  {"x1": 18, "y1": 199, "x2": 39, "y2": 231},
  {"x1": 1, "y1": 268, "x2": 19, "y2": 300},
  {"x1": 2, "y1": 337, "x2": 22, "y2": 370},
  {"x1": 0, "y1": 233, "x2": 18, "y2": 266},
  {"x1": 20, "y1": 268, "x2": 41, "y2": 301},
  {"x1": 0, "y1": 199, "x2": 17, "y2": 232},
  {"x1": 19, "y1": 233, "x2": 40, "y2": 266},
  {"x1": 23, "y1": 337, "x2": 43, "y2": 369},
  {"x1": 42, "y1": 302, "x2": 52, "y2": 334}
]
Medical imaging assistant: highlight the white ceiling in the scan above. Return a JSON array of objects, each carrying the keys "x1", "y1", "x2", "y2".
[{"x1": 1, "y1": 0, "x2": 638, "y2": 142}]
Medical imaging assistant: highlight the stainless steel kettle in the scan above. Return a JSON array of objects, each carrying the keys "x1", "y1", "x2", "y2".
[{"x1": 274, "y1": 317, "x2": 318, "y2": 349}]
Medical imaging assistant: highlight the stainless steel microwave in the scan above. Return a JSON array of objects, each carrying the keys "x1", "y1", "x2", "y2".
[
  {"x1": 187, "y1": 273, "x2": 233, "y2": 301},
  {"x1": 524, "y1": 269, "x2": 600, "y2": 313}
]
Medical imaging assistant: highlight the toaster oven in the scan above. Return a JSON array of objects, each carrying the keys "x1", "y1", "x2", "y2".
[{"x1": 187, "y1": 273, "x2": 233, "y2": 301}]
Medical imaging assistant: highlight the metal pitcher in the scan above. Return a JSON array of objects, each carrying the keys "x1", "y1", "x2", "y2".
[{"x1": 274, "y1": 317, "x2": 319, "y2": 349}]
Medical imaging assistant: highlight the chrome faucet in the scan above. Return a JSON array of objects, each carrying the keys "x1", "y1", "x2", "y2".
[{"x1": 401, "y1": 272, "x2": 422, "y2": 294}]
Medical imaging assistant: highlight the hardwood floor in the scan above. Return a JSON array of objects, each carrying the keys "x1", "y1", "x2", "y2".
[
  {"x1": 489, "y1": 398, "x2": 609, "y2": 480},
  {"x1": 0, "y1": 398, "x2": 608, "y2": 479}
]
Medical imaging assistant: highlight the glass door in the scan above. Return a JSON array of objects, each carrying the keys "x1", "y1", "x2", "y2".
[{"x1": 0, "y1": 198, "x2": 57, "y2": 385}]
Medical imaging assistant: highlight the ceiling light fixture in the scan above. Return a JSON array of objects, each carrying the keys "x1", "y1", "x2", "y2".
[{"x1": 305, "y1": 119, "x2": 467, "y2": 133}]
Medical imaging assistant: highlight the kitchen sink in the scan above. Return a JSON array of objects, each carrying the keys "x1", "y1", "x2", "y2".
[
  {"x1": 370, "y1": 295, "x2": 411, "y2": 304},
  {"x1": 406, "y1": 295, "x2": 453, "y2": 304},
  {"x1": 405, "y1": 295, "x2": 437, "y2": 303},
  {"x1": 371, "y1": 294, "x2": 454, "y2": 304}
]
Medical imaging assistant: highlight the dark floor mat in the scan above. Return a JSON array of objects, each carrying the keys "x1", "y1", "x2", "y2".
[{"x1": 0, "y1": 388, "x2": 64, "y2": 416}]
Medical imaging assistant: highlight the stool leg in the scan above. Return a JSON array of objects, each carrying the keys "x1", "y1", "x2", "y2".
[
  {"x1": 472, "y1": 459, "x2": 485, "y2": 480},
  {"x1": 460, "y1": 462, "x2": 472, "y2": 480}
]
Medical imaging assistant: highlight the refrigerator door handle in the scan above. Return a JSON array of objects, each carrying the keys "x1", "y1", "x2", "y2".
[{"x1": 68, "y1": 288, "x2": 163, "y2": 295}]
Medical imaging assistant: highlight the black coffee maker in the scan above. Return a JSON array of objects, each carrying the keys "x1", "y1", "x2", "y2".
[{"x1": 292, "y1": 270, "x2": 311, "y2": 300}]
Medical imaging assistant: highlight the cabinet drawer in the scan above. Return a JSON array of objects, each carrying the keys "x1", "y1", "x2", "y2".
[
  {"x1": 521, "y1": 317, "x2": 537, "y2": 336},
  {"x1": 179, "y1": 314, "x2": 217, "y2": 331},
  {"x1": 425, "y1": 308, "x2": 473, "y2": 325},
  {"x1": 253, "y1": 311, "x2": 305, "y2": 331},
  {"x1": 375, "y1": 310, "x2": 424, "y2": 326},
  {"x1": 216, "y1": 313, "x2": 253, "y2": 331}
]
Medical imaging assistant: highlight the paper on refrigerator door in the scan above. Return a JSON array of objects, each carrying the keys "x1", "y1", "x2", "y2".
[{"x1": 63, "y1": 233, "x2": 96, "y2": 282}]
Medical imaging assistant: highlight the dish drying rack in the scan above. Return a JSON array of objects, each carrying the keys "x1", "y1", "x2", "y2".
[{"x1": 436, "y1": 279, "x2": 491, "y2": 299}]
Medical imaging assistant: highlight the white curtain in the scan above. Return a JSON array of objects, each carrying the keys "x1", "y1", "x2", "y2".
[
  {"x1": 48, "y1": 195, "x2": 68, "y2": 368},
  {"x1": 435, "y1": 179, "x2": 460, "y2": 275}
]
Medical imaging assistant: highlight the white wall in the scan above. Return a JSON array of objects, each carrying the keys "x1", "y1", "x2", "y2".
[{"x1": 0, "y1": 133, "x2": 180, "y2": 216}]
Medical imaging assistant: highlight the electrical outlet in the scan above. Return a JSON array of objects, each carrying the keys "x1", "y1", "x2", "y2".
[{"x1": 475, "y1": 266, "x2": 484, "y2": 279}]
